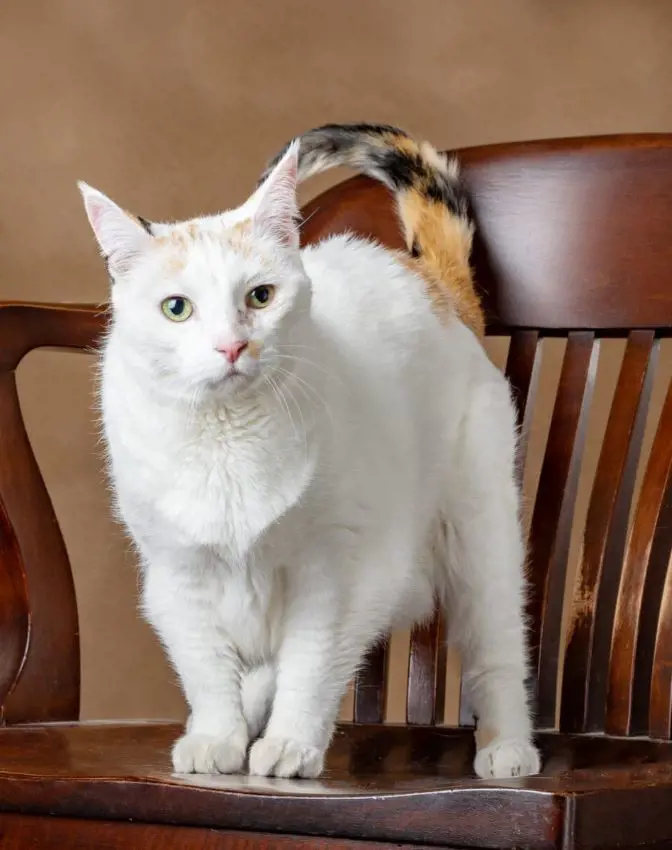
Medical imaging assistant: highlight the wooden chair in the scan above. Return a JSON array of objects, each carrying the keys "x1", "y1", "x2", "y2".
[{"x1": 1, "y1": 135, "x2": 671, "y2": 849}]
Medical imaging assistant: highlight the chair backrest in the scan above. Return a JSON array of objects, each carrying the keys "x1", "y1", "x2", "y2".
[{"x1": 1, "y1": 135, "x2": 671, "y2": 736}]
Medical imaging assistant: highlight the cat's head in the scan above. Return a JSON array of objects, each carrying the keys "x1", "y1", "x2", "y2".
[{"x1": 79, "y1": 143, "x2": 311, "y2": 403}]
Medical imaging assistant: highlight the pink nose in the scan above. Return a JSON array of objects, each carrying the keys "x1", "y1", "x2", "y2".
[{"x1": 216, "y1": 340, "x2": 249, "y2": 364}]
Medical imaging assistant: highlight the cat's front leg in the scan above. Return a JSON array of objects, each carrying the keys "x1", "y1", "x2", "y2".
[
  {"x1": 142, "y1": 564, "x2": 249, "y2": 774},
  {"x1": 248, "y1": 578, "x2": 354, "y2": 779}
]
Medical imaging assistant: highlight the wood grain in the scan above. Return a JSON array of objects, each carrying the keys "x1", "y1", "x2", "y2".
[
  {"x1": 353, "y1": 641, "x2": 389, "y2": 724},
  {"x1": 0, "y1": 813, "x2": 431, "y2": 850},
  {"x1": 528, "y1": 332, "x2": 599, "y2": 728},
  {"x1": 562, "y1": 331, "x2": 657, "y2": 733},
  {"x1": 406, "y1": 610, "x2": 447, "y2": 725}
]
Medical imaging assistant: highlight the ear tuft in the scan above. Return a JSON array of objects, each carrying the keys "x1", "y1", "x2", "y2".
[
  {"x1": 78, "y1": 182, "x2": 152, "y2": 278},
  {"x1": 252, "y1": 140, "x2": 301, "y2": 249}
]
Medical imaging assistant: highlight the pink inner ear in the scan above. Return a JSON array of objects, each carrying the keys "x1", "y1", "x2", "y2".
[
  {"x1": 253, "y1": 142, "x2": 301, "y2": 248},
  {"x1": 79, "y1": 182, "x2": 152, "y2": 276},
  {"x1": 86, "y1": 197, "x2": 108, "y2": 231}
]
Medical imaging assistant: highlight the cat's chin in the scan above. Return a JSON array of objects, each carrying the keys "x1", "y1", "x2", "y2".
[{"x1": 205, "y1": 369, "x2": 259, "y2": 399}]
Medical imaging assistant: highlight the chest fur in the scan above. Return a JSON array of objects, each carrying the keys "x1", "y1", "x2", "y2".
[{"x1": 105, "y1": 400, "x2": 316, "y2": 561}]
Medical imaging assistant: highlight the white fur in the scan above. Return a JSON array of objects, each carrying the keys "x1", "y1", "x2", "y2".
[{"x1": 80, "y1": 151, "x2": 540, "y2": 780}]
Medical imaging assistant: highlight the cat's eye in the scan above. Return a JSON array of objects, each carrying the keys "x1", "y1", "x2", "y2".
[
  {"x1": 245, "y1": 284, "x2": 276, "y2": 310},
  {"x1": 161, "y1": 296, "x2": 194, "y2": 322}
]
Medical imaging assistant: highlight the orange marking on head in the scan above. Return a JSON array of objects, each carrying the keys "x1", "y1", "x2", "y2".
[
  {"x1": 247, "y1": 339, "x2": 263, "y2": 360},
  {"x1": 225, "y1": 218, "x2": 254, "y2": 257},
  {"x1": 163, "y1": 253, "x2": 187, "y2": 275}
]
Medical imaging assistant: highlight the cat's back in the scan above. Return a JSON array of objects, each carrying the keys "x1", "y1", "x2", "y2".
[
  {"x1": 302, "y1": 235, "x2": 433, "y2": 332},
  {"x1": 301, "y1": 233, "x2": 509, "y2": 432},
  {"x1": 301, "y1": 234, "x2": 481, "y2": 384}
]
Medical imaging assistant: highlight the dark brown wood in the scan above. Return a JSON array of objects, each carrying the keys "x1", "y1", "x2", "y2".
[
  {"x1": 0, "y1": 813, "x2": 429, "y2": 850},
  {"x1": 2, "y1": 722, "x2": 672, "y2": 849},
  {"x1": 0, "y1": 302, "x2": 105, "y2": 371},
  {"x1": 628, "y1": 380, "x2": 672, "y2": 738},
  {"x1": 406, "y1": 610, "x2": 447, "y2": 725},
  {"x1": 649, "y1": 484, "x2": 672, "y2": 739},
  {"x1": 0, "y1": 303, "x2": 106, "y2": 723},
  {"x1": 353, "y1": 641, "x2": 389, "y2": 723},
  {"x1": 561, "y1": 331, "x2": 657, "y2": 734},
  {"x1": 3, "y1": 135, "x2": 672, "y2": 848},
  {"x1": 302, "y1": 135, "x2": 672, "y2": 332},
  {"x1": 528, "y1": 332, "x2": 599, "y2": 728},
  {"x1": 607, "y1": 377, "x2": 672, "y2": 737},
  {"x1": 0, "y1": 501, "x2": 28, "y2": 716},
  {"x1": 505, "y1": 330, "x2": 541, "y2": 474},
  {"x1": 0, "y1": 723, "x2": 561, "y2": 849}
]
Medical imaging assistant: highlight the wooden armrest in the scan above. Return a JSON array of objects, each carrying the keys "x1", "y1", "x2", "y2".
[
  {"x1": 0, "y1": 302, "x2": 105, "y2": 369},
  {"x1": 0, "y1": 301, "x2": 105, "y2": 723}
]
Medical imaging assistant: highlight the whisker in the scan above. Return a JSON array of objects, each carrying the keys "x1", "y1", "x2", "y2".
[
  {"x1": 276, "y1": 372, "x2": 309, "y2": 463},
  {"x1": 298, "y1": 207, "x2": 320, "y2": 232},
  {"x1": 272, "y1": 352, "x2": 339, "y2": 382},
  {"x1": 264, "y1": 374, "x2": 299, "y2": 445},
  {"x1": 275, "y1": 367, "x2": 336, "y2": 435}
]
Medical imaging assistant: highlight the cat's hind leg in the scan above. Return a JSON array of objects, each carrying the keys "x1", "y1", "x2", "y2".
[
  {"x1": 242, "y1": 663, "x2": 276, "y2": 740},
  {"x1": 440, "y1": 376, "x2": 540, "y2": 779}
]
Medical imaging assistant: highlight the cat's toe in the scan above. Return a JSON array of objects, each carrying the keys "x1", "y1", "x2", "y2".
[
  {"x1": 248, "y1": 736, "x2": 324, "y2": 778},
  {"x1": 474, "y1": 738, "x2": 541, "y2": 779},
  {"x1": 172, "y1": 732, "x2": 247, "y2": 774}
]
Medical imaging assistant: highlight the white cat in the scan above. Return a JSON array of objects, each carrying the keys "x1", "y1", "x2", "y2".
[{"x1": 79, "y1": 123, "x2": 540, "y2": 780}]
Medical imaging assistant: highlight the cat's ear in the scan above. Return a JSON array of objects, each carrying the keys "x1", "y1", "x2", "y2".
[
  {"x1": 252, "y1": 141, "x2": 300, "y2": 249},
  {"x1": 78, "y1": 182, "x2": 153, "y2": 278}
]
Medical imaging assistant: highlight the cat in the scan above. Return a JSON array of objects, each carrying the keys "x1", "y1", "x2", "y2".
[{"x1": 79, "y1": 122, "x2": 540, "y2": 781}]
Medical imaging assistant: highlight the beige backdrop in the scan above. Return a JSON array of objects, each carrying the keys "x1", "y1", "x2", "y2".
[{"x1": 1, "y1": 0, "x2": 672, "y2": 721}]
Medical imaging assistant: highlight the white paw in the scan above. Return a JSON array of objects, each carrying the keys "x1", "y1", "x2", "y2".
[
  {"x1": 474, "y1": 738, "x2": 541, "y2": 779},
  {"x1": 172, "y1": 732, "x2": 247, "y2": 774},
  {"x1": 248, "y1": 736, "x2": 325, "y2": 778}
]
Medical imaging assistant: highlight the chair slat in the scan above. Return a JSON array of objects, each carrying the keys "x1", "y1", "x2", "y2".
[
  {"x1": 406, "y1": 610, "x2": 447, "y2": 725},
  {"x1": 649, "y1": 484, "x2": 672, "y2": 739},
  {"x1": 0, "y1": 498, "x2": 29, "y2": 714},
  {"x1": 561, "y1": 331, "x2": 657, "y2": 733},
  {"x1": 625, "y1": 378, "x2": 672, "y2": 736},
  {"x1": 505, "y1": 330, "x2": 542, "y2": 473},
  {"x1": 527, "y1": 332, "x2": 599, "y2": 728},
  {"x1": 353, "y1": 641, "x2": 389, "y2": 723},
  {"x1": 607, "y1": 377, "x2": 672, "y2": 735},
  {"x1": 0, "y1": 364, "x2": 80, "y2": 723}
]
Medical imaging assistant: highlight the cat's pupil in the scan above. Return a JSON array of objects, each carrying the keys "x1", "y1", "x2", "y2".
[
  {"x1": 253, "y1": 286, "x2": 269, "y2": 304},
  {"x1": 170, "y1": 298, "x2": 185, "y2": 315}
]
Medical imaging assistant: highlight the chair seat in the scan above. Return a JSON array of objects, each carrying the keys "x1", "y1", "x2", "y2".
[{"x1": 0, "y1": 722, "x2": 671, "y2": 848}]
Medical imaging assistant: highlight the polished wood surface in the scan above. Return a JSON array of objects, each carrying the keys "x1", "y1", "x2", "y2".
[
  {"x1": 1, "y1": 722, "x2": 672, "y2": 849},
  {"x1": 1, "y1": 135, "x2": 672, "y2": 846},
  {"x1": 528, "y1": 331, "x2": 599, "y2": 728},
  {"x1": 0, "y1": 304, "x2": 98, "y2": 723},
  {"x1": 302, "y1": 135, "x2": 672, "y2": 332},
  {"x1": 563, "y1": 330, "x2": 657, "y2": 734},
  {"x1": 0, "y1": 813, "x2": 431, "y2": 850}
]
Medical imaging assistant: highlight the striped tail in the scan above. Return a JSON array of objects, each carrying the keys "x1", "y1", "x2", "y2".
[{"x1": 260, "y1": 123, "x2": 483, "y2": 337}]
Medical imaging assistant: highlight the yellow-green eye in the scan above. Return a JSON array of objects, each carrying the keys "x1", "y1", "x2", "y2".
[
  {"x1": 161, "y1": 296, "x2": 193, "y2": 322},
  {"x1": 245, "y1": 284, "x2": 276, "y2": 310}
]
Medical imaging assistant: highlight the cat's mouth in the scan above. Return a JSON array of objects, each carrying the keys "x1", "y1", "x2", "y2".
[{"x1": 208, "y1": 366, "x2": 252, "y2": 390}]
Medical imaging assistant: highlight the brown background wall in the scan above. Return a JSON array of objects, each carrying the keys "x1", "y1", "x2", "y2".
[{"x1": 1, "y1": 0, "x2": 671, "y2": 721}]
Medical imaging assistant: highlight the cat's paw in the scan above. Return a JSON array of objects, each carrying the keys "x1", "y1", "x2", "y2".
[
  {"x1": 248, "y1": 736, "x2": 325, "y2": 778},
  {"x1": 474, "y1": 738, "x2": 541, "y2": 779},
  {"x1": 172, "y1": 731, "x2": 247, "y2": 774}
]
